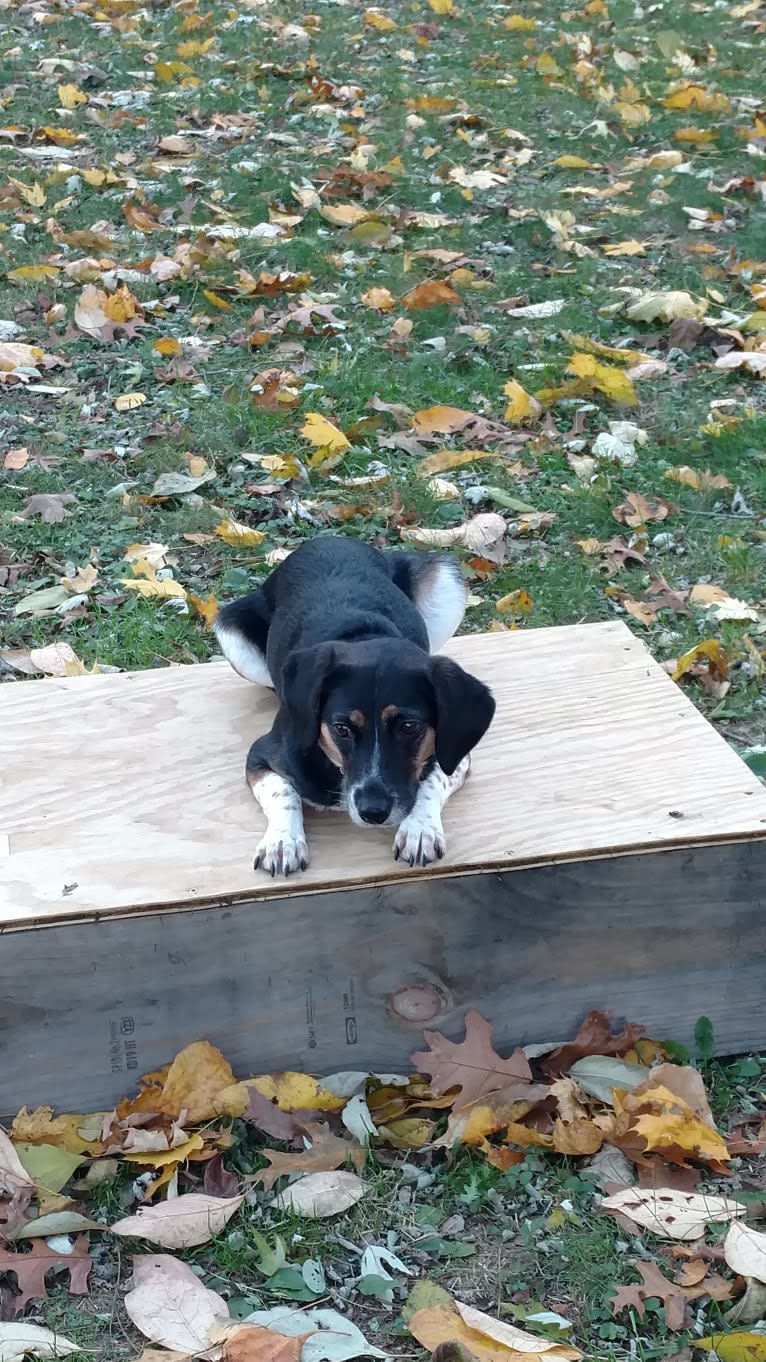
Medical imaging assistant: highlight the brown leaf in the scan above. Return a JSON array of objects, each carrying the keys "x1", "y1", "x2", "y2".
[
  {"x1": 254, "y1": 1124, "x2": 364, "y2": 1194},
  {"x1": 403, "y1": 280, "x2": 461, "y2": 310},
  {"x1": 20, "y1": 493, "x2": 77, "y2": 524},
  {"x1": 411, "y1": 405, "x2": 474, "y2": 435},
  {"x1": 242, "y1": 1089, "x2": 306, "y2": 1143},
  {"x1": 412, "y1": 1010, "x2": 534, "y2": 1109},
  {"x1": 0, "y1": 1235, "x2": 91, "y2": 1316},
  {"x1": 203, "y1": 1153, "x2": 241, "y2": 1200},
  {"x1": 541, "y1": 1011, "x2": 645, "y2": 1076},
  {"x1": 223, "y1": 1325, "x2": 310, "y2": 1362},
  {"x1": 3, "y1": 447, "x2": 28, "y2": 470},
  {"x1": 613, "y1": 492, "x2": 676, "y2": 528},
  {"x1": 610, "y1": 1260, "x2": 689, "y2": 1331}
]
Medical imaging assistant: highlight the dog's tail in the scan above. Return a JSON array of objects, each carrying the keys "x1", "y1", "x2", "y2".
[{"x1": 213, "y1": 589, "x2": 274, "y2": 687}]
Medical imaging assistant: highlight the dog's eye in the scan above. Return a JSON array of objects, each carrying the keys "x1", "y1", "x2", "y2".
[
  {"x1": 333, "y1": 722, "x2": 352, "y2": 740},
  {"x1": 399, "y1": 719, "x2": 422, "y2": 737}
]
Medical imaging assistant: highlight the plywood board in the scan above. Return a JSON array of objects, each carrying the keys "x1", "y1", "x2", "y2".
[
  {"x1": 2, "y1": 840, "x2": 764, "y2": 1115},
  {"x1": 1, "y1": 621, "x2": 765, "y2": 928}
]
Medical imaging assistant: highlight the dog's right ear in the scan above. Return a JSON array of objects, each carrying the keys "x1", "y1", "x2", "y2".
[{"x1": 280, "y1": 643, "x2": 336, "y2": 750}]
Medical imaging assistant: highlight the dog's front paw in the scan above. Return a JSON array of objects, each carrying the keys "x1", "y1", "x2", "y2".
[
  {"x1": 393, "y1": 814, "x2": 445, "y2": 868},
  {"x1": 254, "y1": 832, "x2": 309, "y2": 877}
]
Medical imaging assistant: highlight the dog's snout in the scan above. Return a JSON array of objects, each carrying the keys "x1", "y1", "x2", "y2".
[{"x1": 354, "y1": 782, "x2": 393, "y2": 825}]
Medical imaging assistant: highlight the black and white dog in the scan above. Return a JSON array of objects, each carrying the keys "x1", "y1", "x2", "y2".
[{"x1": 214, "y1": 537, "x2": 495, "y2": 876}]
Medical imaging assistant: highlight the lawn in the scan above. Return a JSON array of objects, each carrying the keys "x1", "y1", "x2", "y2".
[{"x1": 1, "y1": 0, "x2": 766, "y2": 1356}]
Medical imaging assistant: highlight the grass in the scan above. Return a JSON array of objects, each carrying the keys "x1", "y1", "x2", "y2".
[{"x1": 1, "y1": 0, "x2": 766, "y2": 1356}]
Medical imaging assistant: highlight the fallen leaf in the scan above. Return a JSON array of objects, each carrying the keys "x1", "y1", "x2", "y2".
[
  {"x1": 698, "y1": 1335, "x2": 766, "y2": 1362},
  {"x1": 402, "y1": 281, "x2": 461, "y2": 310},
  {"x1": 567, "y1": 353, "x2": 637, "y2": 405},
  {"x1": 541, "y1": 1011, "x2": 645, "y2": 1075},
  {"x1": 724, "y1": 1222, "x2": 766, "y2": 1284},
  {"x1": 125, "y1": 1253, "x2": 229, "y2": 1354},
  {"x1": 626, "y1": 290, "x2": 708, "y2": 323},
  {"x1": 601, "y1": 1187, "x2": 744, "y2": 1240},
  {"x1": 411, "y1": 405, "x2": 474, "y2": 435},
  {"x1": 0, "y1": 342, "x2": 44, "y2": 371},
  {"x1": 301, "y1": 413, "x2": 350, "y2": 454},
  {"x1": 416, "y1": 449, "x2": 493, "y2": 475},
  {"x1": 568, "y1": 1055, "x2": 649, "y2": 1103},
  {"x1": 189, "y1": 592, "x2": 219, "y2": 627},
  {"x1": 362, "y1": 287, "x2": 396, "y2": 311},
  {"x1": 14, "y1": 1144, "x2": 82, "y2": 1195},
  {"x1": 3, "y1": 447, "x2": 29, "y2": 470},
  {"x1": 221, "y1": 1073, "x2": 344, "y2": 1118},
  {"x1": 236, "y1": 1307, "x2": 387, "y2": 1362},
  {"x1": 666, "y1": 466, "x2": 732, "y2": 490},
  {"x1": 503, "y1": 379, "x2": 542, "y2": 425},
  {"x1": 157, "y1": 1041, "x2": 237, "y2": 1124},
  {"x1": 254, "y1": 1124, "x2": 364, "y2": 1194},
  {"x1": 496, "y1": 590, "x2": 534, "y2": 616},
  {"x1": 410, "y1": 1297, "x2": 582, "y2": 1362},
  {"x1": 0, "y1": 1236, "x2": 92, "y2": 1315},
  {"x1": 111, "y1": 1193, "x2": 244, "y2": 1249},
  {"x1": 689, "y1": 584, "x2": 759, "y2": 622},
  {"x1": 151, "y1": 469, "x2": 216, "y2": 496},
  {"x1": 20, "y1": 493, "x2": 77, "y2": 524},
  {"x1": 114, "y1": 392, "x2": 147, "y2": 411},
  {"x1": 401, "y1": 512, "x2": 507, "y2": 562},
  {"x1": 613, "y1": 492, "x2": 675, "y2": 528},
  {"x1": 220, "y1": 1325, "x2": 311, "y2": 1362},
  {"x1": 215, "y1": 521, "x2": 267, "y2": 548},
  {"x1": 412, "y1": 1010, "x2": 535, "y2": 1108},
  {"x1": 610, "y1": 1260, "x2": 692, "y2": 1330},
  {"x1": 0, "y1": 1323, "x2": 79, "y2": 1360},
  {"x1": 273, "y1": 1170, "x2": 367, "y2": 1218}
]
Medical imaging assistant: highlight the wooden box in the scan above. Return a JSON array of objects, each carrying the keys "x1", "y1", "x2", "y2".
[{"x1": 1, "y1": 621, "x2": 765, "y2": 1117}]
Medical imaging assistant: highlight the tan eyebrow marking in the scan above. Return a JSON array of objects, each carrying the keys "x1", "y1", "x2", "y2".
[
  {"x1": 319, "y1": 722, "x2": 345, "y2": 771},
  {"x1": 381, "y1": 704, "x2": 399, "y2": 722},
  {"x1": 349, "y1": 709, "x2": 365, "y2": 730}
]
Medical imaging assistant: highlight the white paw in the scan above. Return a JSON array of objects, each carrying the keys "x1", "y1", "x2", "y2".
[
  {"x1": 393, "y1": 815, "x2": 445, "y2": 868},
  {"x1": 254, "y1": 832, "x2": 309, "y2": 877}
]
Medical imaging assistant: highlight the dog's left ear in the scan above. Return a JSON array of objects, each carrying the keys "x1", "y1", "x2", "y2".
[{"x1": 429, "y1": 656, "x2": 495, "y2": 776}]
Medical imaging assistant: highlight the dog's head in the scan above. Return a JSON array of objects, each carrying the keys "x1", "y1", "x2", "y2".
[{"x1": 281, "y1": 638, "x2": 495, "y2": 826}]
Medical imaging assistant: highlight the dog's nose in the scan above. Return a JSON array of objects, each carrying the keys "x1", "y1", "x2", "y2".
[{"x1": 355, "y1": 784, "x2": 393, "y2": 825}]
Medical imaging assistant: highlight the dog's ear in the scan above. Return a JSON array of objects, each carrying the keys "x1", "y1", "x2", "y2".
[
  {"x1": 430, "y1": 656, "x2": 495, "y2": 775},
  {"x1": 280, "y1": 643, "x2": 336, "y2": 750}
]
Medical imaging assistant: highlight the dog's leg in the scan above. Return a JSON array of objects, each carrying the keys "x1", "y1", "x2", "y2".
[
  {"x1": 393, "y1": 756, "x2": 470, "y2": 867},
  {"x1": 247, "y1": 768, "x2": 309, "y2": 877}
]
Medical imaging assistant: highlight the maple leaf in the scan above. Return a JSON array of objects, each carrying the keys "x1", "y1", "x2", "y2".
[
  {"x1": 411, "y1": 1010, "x2": 534, "y2": 1108},
  {"x1": 0, "y1": 1236, "x2": 91, "y2": 1316},
  {"x1": 19, "y1": 493, "x2": 77, "y2": 524}
]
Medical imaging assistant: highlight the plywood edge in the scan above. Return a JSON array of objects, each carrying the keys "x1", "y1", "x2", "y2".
[{"x1": 3, "y1": 824, "x2": 765, "y2": 935}]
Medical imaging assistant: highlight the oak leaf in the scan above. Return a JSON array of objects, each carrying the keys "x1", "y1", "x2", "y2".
[
  {"x1": 540, "y1": 1010, "x2": 645, "y2": 1075},
  {"x1": 411, "y1": 1010, "x2": 534, "y2": 1109},
  {"x1": 0, "y1": 1235, "x2": 91, "y2": 1316},
  {"x1": 254, "y1": 1124, "x2": 364, "y2": 1194}
]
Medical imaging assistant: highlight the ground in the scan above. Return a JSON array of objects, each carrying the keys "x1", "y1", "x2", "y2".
[{"x1": 1, "y1": 0, "x2": 765, "y2": 1358}]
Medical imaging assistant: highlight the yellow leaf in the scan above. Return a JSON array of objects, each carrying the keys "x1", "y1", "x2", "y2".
[
  {"x1": 665, "y1": 465, "x2": 731, "y2": 491},
  {"x1": 363, "y1": 9, "x2": 398, "y2": 28},
  {"x1": 698, "y1": 1335, "x2": 766, "y2": 1362},
  {"x1": 563, "y1": 332, "x2": 650, "y2": 364},
  {"x1": 156, "y1": 1040, "x2": 236, "y2": 1124},
  {"x1": 603, "y1": 239, "x2": 647, "y2": 257},
  {"x1": 503, "y1": 378, "x2": 542, "y2": 425},
  {"x1": 674, "y1": 126, "x2": 719, "y2": 143},
  {"x1": 301, "y1": 412, "x2": 350, "y2": 453},
  {"x1": 103, "y1": 284, "x2": 140, "y2": 323},
  {"x1": 409, "y1": 1300, "x2": 583, "y2": 1362},
  {"x1": 379, "y1": 1117, "x2": 435, "y2": 1149},
  {"x1": 554, "y1": 154, "x2": 595, "y2": 169},
  {"x1": 153, "y1": 337, "x2": 182, "y2": 356},
  {"x1": 496, "y1": 589, "x2": 534, "y2": 616},
  {"x1": 672, "y1": 639, "x2": 728, "y2": 683},
  {"x1": 58, "y1": 82, "x2": 88, "y2": 110},
  {"x1": 122, "y1": 577, "x2": 187, "y2": 600},
  {"x1": 663, "y1": 83, "x2": 731, "y2": 113},
  {"x1": 635, "y1": 1110, "x2": 730, "y2": 1162},
  {"x1": 0, "y1": 342, "x2": 44, "y2": 372},
  {"x1": 188, "y1": 591, "x2": 219, "y2": 627},
  {"x1": 416, "y1": 449, "x2": 493, "y2": 475},
  {"x1": 123, "y1": 1133, "x2": 206, "y2": 1166},
  {"x1": 503, "y1": 13, "x2": 537, "y2": 28},
  {"x1": 412, "y1": 405, "x2": 473, "y2": 434},
  {"x1": 567, "y1": 353, "x2": 637, "y2": 405},
  {"x1": 625, "y1": 289, "x2": 708, "y2": 323},
  {"x1": 203, "y1": 289, "x2": 233, "y2": 311},
  {"x1": 361, "y1": 287, "x2": 396, "y2": 311},
  {"x1": 536, "y1": 52, "x2": 562, "y2": 77},
  {"x1": 428, "y1": 0, "x2": 454, "y2": 12},
  {"x1": 114, "y1": 392, "x2": 147, "y2": 411},
  {"x1": 577, "y1": 537, "x2": 603, "y2": 555},
  {"x1": 319, "y1": 202, "x2": 370, "y2": 227},
  {"x1": 154, "y1": 60, "x2": 194, "y2": 82},
  {"x1": 215, "y1": 520, "x2": 267, "y2": 548},
  {"x1": 37, "y1": 125, "x2": 82, "y2": 145},
  {"x1": 220, "y1": 1072, "x2": 345, "y2": 1118},
  {"x1": 260, "y1": 454, "x2": 303, "y2": 479},
  {"x1": 11, "y1": 1107, "x2": 106, "y2": 1156},
  {"x1": 7, "y1": 264, "x2": 60, "y2": 283},
  {"x1": 9, "y1": 177, "x2": 46, "y2": 207}
]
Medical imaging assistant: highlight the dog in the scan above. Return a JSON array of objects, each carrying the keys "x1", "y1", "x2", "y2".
[{"x1": 214, "y1": 536, "x2": 495, "y2": 876}]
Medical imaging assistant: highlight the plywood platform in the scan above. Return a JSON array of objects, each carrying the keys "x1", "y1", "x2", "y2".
[{"x1": 1, "y1": 621, "x2": 765, "y2": 1114}]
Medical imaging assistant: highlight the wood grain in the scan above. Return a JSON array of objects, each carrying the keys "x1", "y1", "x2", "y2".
[
  {"x1": 1, "y1": 622, "x2": 765, "y2": 926},
  {"x1": 1, "y1": 840, "x2": 763, "y2": 1115}
]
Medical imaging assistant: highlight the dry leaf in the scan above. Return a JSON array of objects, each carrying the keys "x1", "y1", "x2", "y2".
[
  {"x1": 301, "y1": 413, "x2": 350, "y2": 453},
  {"x1": 3, "y1": 447, "x2": 29, "y2": 470},
  {"x1": 666, "y1": 466, "x2": 731, "y2": 491},
  {"x1": 273, "y1": 1170, "x2": 367, "y2": 1218},
  {"x1": 412, "y1": 1010, "x2": 534, "y2": 1108},
  {"x1": 724, "y1": 1222, "x2": 766, "y2": 1284},
  {"x1": 20, "y1": 493, "x2": 77, "y2": 524},
  {"x1": 111, "y1": 1193, "x2": 244, "y2": 1249},
  {"x1": 496, "y1": 590, "x2": 533, "y2": 616},
  {"x1": 189, "y1": 592, "x2": 219, "y2": 627},
  {"x1": 221, "y1": 1325, "x2": 311, "y2": 1362},
  {"x1": 254, "y1": 1124, "x2": 363, "y2": 1194},
  {"x1": 220, "y1": 1072, "x2": 345, "y2": 1118},
  {"x1": 601, "y1": 1187, "x2": 744, "y2": 1240},
  {"x1": 401, "y1": 513, "x2": 507, "y2": 562},
  {"x1": 541, "y1": 1011, "x2": 645, "y2": 1075},
  {"x1": 215, "y1": 521, "x2": 267, "y2": 548},
  {"x1": 567, "y1": 353, "x2": 637, "y2": 405},
  {"x1": 402, "y1": 281, "x2": 461, "y2": 310},
  {"x1": 0, "y1": 1236, "x2": 91, "y2": 1316},
  {"x1": 613, "y1": 492, "x2": 675, "y2": 528},
  {"x1": 0, "y1": 342, "x2": 44, "y2": 371},
  {"x1": 416, "y1": 449, "x2": 493, "y2": 475},
  {"x1": 362, "y1": 287, "x2": 396, "y2": 311},
  {"x1": 625, "y1": 290, "x2": 708, "y2": 323},
  {"x1": 125, "y1": 1253, "x2": 228, "y2": 1353},
  {"x1": 157, "y1": 1041, "x2": 237, "y2": 1124},
  {"x1": 503, "y1": 379, "x2": 541, "y2": 425},
  {"x1": 0, "y1": 1323, "x2": 79, "y2": 1360},
  {"x1": 409, "y1": 1297, "x2": 582, "y2": 1362},
  {"x1": 115, "y1": 392, "x2": 147, "y2": 412}
]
